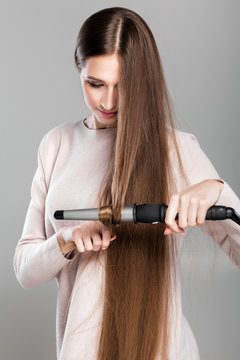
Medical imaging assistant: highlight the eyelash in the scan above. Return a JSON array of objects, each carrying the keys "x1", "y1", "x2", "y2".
[{"x1": 87, "y1": 81, "x2": 103, "y2": 88}]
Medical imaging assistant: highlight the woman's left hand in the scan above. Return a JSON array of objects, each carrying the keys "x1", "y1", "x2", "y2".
[{"x1": 164, "y1": 179, "x2": 224, "y2": 235}]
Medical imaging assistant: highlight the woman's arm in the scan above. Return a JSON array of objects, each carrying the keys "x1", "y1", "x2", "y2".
[
  {"x1": 199, "y1": 179, "x2": 240, "y2": 269},
  {"x1": 13, "y1": 126, "x2": 71, "y2": 289},
  {"x1": 166, "y1": 132, "x2": 240, "y2": 269}
]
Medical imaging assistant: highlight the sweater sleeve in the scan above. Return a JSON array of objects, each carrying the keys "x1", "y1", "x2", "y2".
[
  {"x1": 13, "y1": 126, "x2": 71, "y2": 289},
  {"x1": 181, "y1": 133, "x2": 240, "y2": 269}
]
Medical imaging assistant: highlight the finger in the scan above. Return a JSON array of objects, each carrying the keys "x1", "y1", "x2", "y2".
[
  {"x1": 196, "y1": 199, "x2": 209, "y2": 225},
  {"x1": 74, "y1": 236, "x2": 85, "y2": 253},
  {"x1": 101, "y1": 229, "x2": 111, "y2": 250},
  {"x1": 71, "y1": 224, "x2": 82, "y2": 236},
  {"x1": 110, "y1": 235, "x2": 117, "y2": 241},
  {"x1": 178, "y1": 195, "x2": 189, "y2": 229},
  {"x1": 164, "y1": 226, "x2": 185, "y2": 236},
  {"x1": 164, "y1": 226, "x2": 173, "y2": 235},
  {"x1": 72, "y1": 227, "x2": 87, "y2": 253},
  {"x1": 83, "y1": 236, "x2": 93, "y2": 252},
  {"x1": 187, "y1": 197, "x2": 199, "y2": 227},
  {"x1": 91, "y1": 234, "x2": 102, "y2": 251},
  {"x1": 165, "y1": 195, "x2": 182, "y2": 233}
]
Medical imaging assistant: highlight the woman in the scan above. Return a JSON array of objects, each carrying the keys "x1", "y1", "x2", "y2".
[{"x1": 13, "y1": 7, "x2": 240, "y2": 360}]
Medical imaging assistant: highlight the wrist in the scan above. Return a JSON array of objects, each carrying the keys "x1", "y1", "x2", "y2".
[
  {"x1": 57, "y1": 231, "x2": 65, "y2": 251},
  {"x1": 57, "y1": 231, "x2": 76, "y2": 259}
]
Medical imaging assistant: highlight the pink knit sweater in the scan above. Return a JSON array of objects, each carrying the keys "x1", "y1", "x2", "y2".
[{"x1": 13, "y1": 118, "x2": 240, "y2": 359}]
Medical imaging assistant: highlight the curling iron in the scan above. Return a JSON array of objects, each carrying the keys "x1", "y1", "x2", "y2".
[{"x1": 54, "y1": 203, "x2": 240, "y2": 226}]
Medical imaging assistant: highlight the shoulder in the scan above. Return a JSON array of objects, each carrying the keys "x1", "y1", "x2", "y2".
[
  {"x1": 167, "y1": 127, "x2": 205, "y2": 182},
  {"x1": 167, "y1": 127, "x2": 202, "y2": 168},
  {"x1": 37, "y1": 120, "x2": 81, "y2": 179},
  {"x1": 39, "y1": 120, "x2": 79, "y2": 147},
  {"x1": 167, "y1": 127, "x2": 222, "y2": 184},
  {"x1": 167, "y1": 127, "x2": 200, "y2": 150},
  {"x1": 38, "y1": 120, "x2": 80, "y2": 156}
]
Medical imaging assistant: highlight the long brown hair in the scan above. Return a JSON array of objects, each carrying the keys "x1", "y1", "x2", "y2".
[{"x1": 73, "y1": 7, "x2": 189, "y2": 359}]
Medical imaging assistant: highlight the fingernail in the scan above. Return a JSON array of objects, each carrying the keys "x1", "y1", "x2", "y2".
[{"x1": 102, "y1": 247, "x2": 107, "y2": 250}]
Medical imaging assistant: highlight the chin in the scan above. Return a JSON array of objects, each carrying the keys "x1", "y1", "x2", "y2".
[{"x1": 95, "y1": 114, "x2": 117, "y2": 127}]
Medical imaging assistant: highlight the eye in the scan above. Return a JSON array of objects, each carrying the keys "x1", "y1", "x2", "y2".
[{"x1": 87, "y1": 81, "x2": 103, "y2": 88}]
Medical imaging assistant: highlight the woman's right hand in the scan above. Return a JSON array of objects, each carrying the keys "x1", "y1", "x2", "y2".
[{"x1": 57, "y1": 221, "x2": 116, "y2": 255}]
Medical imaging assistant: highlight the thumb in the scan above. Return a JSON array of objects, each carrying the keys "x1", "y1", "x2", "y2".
[{"x1": 164, "y1": 226, "x2": 173, "y2": 235}]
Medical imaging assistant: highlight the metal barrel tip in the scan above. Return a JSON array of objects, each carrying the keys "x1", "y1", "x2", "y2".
[{"x1": 54, "y1": 210, "x2": 64, "y2": 220}]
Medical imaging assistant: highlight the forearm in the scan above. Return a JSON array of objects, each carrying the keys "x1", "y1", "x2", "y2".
[
  {"x1": 13, "y1": 233, "x2": 72, "y2": 289},
  {"x1": 199, "y1": 180, "x2": 240, "y2": 268}
]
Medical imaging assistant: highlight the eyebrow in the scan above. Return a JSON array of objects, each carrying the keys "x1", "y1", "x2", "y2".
[
  {"x1": 87, "y1": 76, "x2": 105, "y2": 82},
  {"x1": 86, "y1": 76, "x2": 119, "y2": 85}
]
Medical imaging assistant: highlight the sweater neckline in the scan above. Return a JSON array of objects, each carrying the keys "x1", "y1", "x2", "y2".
[{"x1": 81, "y1": 117, "x2": 117, "y2": 132}]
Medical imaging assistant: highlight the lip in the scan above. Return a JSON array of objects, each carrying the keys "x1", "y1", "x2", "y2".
[{"x1": 98, "y1": 109, "x2": 118, "y2": 118}]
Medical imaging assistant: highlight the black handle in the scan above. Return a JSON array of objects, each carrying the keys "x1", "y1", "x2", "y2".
[{"x1": 133, "y1": 203, "x2": 240, "y2": 226}]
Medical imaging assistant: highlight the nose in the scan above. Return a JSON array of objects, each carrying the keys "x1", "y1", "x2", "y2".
[{"x1": 100, "y1": 87, "x2": 118, "y2": 111}]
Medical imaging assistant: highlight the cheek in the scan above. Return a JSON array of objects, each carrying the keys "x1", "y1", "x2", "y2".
[{"x1": 82, "y1": 85, "x2": 99, "y2": 108}]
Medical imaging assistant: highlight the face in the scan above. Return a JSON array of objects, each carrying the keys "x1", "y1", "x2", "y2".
[{"x1": 79, "y1": 53, "x2": 120, "y2": 129}]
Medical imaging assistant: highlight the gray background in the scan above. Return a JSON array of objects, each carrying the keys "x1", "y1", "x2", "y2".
[{"x1": 1, "y1": 0, "x2": 239, "y2": 359}]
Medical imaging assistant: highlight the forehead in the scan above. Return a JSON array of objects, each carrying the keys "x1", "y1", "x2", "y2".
[{"x1": 82, "y1": 54, "x2": 120, "y2": 84}]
